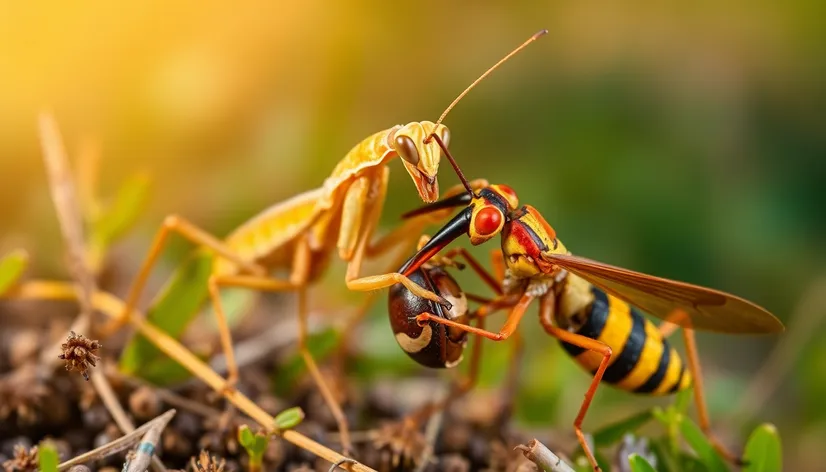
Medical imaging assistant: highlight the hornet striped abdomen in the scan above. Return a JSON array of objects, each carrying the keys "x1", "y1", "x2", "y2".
[{"x1": 559, "y1": 283, "x2": 692, "y2": 395}]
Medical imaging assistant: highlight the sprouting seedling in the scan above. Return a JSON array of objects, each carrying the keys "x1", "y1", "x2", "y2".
[{"x1": 238, "y1": 425, "x2": 269, "y2": 472}]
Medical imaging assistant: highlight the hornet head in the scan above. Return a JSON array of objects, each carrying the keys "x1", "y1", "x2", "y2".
[{"x1": 399, "y1": 184, "x2": 520, "y2": 276}]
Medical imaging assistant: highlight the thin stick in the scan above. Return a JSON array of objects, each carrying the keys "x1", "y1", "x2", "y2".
[
  {"x1": 38, "y1": 112, "x2": 97, "y2": 330},
  {"x1": 57, "y1": 410, "x2": 176, "y2": 471},
  {"x1": 413, "y1": 406, "x2": 444, "y2": 472},
  {"x1": 2, "y1": 280, "x2": 376, "y2": 472},
  {"x1": 123, "y1": 409, "x2": 176, "y2": 472},
  {"x1": 37, "y1": 112, "x2": 98, "y2": 376},
  {"x1": 91, "y1": 369, "x2": 168, "y2": 472},
  {"x1": 514, "y1": 439, "x2": 575, "y2": 472},
  {"x1": 432, "y1": 29, "x2": 548, "y2": 128}
]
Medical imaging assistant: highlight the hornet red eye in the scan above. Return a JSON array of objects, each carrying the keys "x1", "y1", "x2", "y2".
[{"x1": 474, "y1": 206, "x2": 502, "y2": 236}]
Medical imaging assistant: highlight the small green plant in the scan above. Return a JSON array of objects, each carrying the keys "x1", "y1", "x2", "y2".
[
  {"x1": 274, "y1": 406, "x2": 305, "y2": 431},
  {"x1": 628, "y1": 453, "x2": 658, "y2": 472},
  {"x1": 238, "y1": 425, "x2": 268, "y2": 472},
  {"x1": 743, "y1": 424, "x2": 782, "y2": 472},
  {"x1": 37, "y1": 441, "x2": 59, "y2": 472},
  {"x1": 574, "y1": 387, "x2": 786, "y2": 471}
]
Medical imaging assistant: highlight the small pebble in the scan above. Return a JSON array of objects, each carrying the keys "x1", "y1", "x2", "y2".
[
  {"x1": 162, "y1": 429, "x2": 193, "y2": 457},
  {"x1": 82, "y1": 404, "x2": 111, "y2": 431},
  {"x1": 441, "y1": 453, "x2": 470, "y2": 472},
  {"x1": 441, "y1": 421, "x2": 472, "y2": 453},
  {"x1": 63, "y1": 431, "x2": 91, "y2": 453},
  {"x1": 68, "y1": 466, "x2": 92, "y2": 472},
  {"x1": 48, "y1": 438, "x2": 72, "y2": 462},
  {"x1": 172, "y1": 411, "x2": 202, "y2": 438},
  {"x1": 128, "y1": 386, "x2": 161, "y2": 420},
  {"x1": 264, "y1": 437, "x2": 286, "y2": 467},
  {"x1": 467, "y1": 435, "x2": 490, "y2": 466}
]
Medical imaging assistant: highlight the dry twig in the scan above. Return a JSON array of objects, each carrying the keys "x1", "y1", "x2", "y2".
[
  {"x1": 37, "y1": 113, "x2": 97, "y2": 337},
  {"x1": 514, "y1": 439, "x2": 574, "y2": 472},
  {"x1": 57, "y1": 410, "x2": 176, "y2": 471},
  {"x1": 123, "y1": 409, "x2": 176, "y2": 472}
]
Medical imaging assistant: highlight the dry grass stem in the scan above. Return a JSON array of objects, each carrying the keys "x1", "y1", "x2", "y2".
[
  {"x1": 514, "y1": 439, "x2": 574, "y2": 472},
  {"x1": 3, "y1": 280, "x2": 376, "y2": 472},
  {"x1": 123, "y1": 409, "x2": 176, "y2": 472},
  {"x1": 56, "y1": 410, "x2": 176, "y2": 471},
  {"x1": 91, "y1": 369, "x2": 168, "y2": 472},
  {"x1": 413, "y1": 408, "x2": 444, "y2": 472},
  {"x1": 36, "y1": 113, "x2": 99, "y2": 377},
  {"x1": 37, "y1": 113, "x2": 97, "y2": 326}
]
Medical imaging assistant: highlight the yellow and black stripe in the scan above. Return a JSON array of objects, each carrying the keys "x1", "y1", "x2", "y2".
[{"x1": 560, "y1": 286, "x2": 692, "y2": 395}]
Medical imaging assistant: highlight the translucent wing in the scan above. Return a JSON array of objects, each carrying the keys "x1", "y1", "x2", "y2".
[{"x1": 543, "y1": 253, "x2": 784, "y2": 334}]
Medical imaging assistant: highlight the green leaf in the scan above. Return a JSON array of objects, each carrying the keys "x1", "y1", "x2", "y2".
[
  {"x1": 274, "y1": 407, "x2": 304, "y2": 430},
  {"x1": 743, "y1": 424, "x2": 782, "y2": 472},
  {"x1": 679, "y1": 415, "x2": 729, "y2": 472},
  {"x1": 629, "y1": 453, "x2": 658, "y2": 472},
  {"x1": 674, "y1": 387, "x2": 693, "y2": 414},
  {"x1": 593, "y1": 409, "x2": 654, "y2": 447},
  {"x1": 238, "y1": 425, "x2": 255, "y2": 447},
  {"x1": 93, "y1": 173, "x2": 151, "y2": 245},
  {"x1": 238, "y1": 425, "x2": 267, "y2": 453},
  {"x1": 0, "y1": 249, "x2": 28, "y2": 294},
  {"x1": 136, "y1": 352, "x2": 209, "y2": 385},
  {"x1": 119, "y1": 251, "x2": 212, "y2": 381},
  {"x1": 37, "y1": 441, "x2": 59, "y2": 472},
  {"x1": 650, "y1": 438, "x2": 680, "y2": 472}
]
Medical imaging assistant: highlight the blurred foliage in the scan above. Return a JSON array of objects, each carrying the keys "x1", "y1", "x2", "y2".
[
  {"x1": 629, "y1": 454, "x2": 658, "y2": 472},
  {"x1": 119, "y1": 251, "x2": 212, "y2": 384},
  {"x1": 1, "y1": 2, "x2": 823, "y2": 469},
  {"x1": 37, "y1": 441, "x2": 59, "y2": 472},
  {"x1": 743, "y1": 424, "x2": 782, "y2": 472},
  {"x1": 0, "y1": 249, "x2": 28, "y2": 295},
  {"x1": 86, "y1": 172, "x2": 151, "y2": 272}
]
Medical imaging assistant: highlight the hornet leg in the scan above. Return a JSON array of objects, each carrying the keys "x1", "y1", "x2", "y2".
[{"x1": 539, "y1": 292, "x2": 611, "y2": 472}]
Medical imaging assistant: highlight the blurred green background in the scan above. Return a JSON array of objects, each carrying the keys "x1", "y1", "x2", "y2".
[{"x1": 1, "y1": 2, "x2": 824, "y2": 469}]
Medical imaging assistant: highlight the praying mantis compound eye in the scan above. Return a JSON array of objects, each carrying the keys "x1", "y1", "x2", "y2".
[{"x1": 395, "y1": 134, "x2": 420, "y2": 166}]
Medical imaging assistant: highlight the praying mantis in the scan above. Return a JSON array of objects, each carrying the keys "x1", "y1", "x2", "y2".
[{"x1": 111, "y1": 30, "x2": 548, "y2": 454}]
